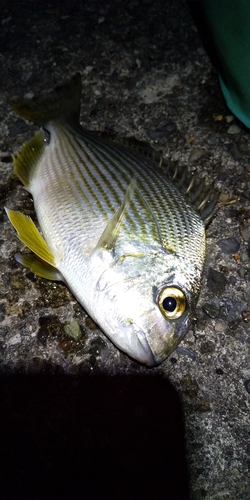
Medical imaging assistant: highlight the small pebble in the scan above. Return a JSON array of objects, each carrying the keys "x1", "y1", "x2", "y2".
[
  {"x1": 238, "y1": 267, "x2": 246, "y2": 278},
  {"x1": 229, "y1": 275, "x2": 237, "y2": 286},
  {"x1": 217, "y1": 237, "x2": 240, "y2": 254},
  {"x1": 171, "y1": 152, "x2": 179, "y2": 161},
  {"x1": 146, "y1": 121, "x2": 176, "y2": 140},
  {"x1": 226, "y1": 142, "x2": 242, "y2": 160},
  {"x1": 244, "y1": 291, "x2": 250, "y2": 303},
  {"x1": 188, "y1": 147, "x2": 206, "y2": 162},
  {"x1": 0, "y1": 303, "x2": 6, "y2": 322},
  {"x1": 218, "y1": 192, "x2": 235, "y2": 204},
  {"x1": 7, "y1": 334, "x2": 21, "y2": 346},
  {"x1": 202, "y1": 303, "x2": 220, "y2": 319},
  {"x1": 85, "y1": 316, "x2": 98, "y2": 330},
  {"x1": 180, "y1": 375, "x2": 199, "y2": 397},
  {"x1": 240, "y1": 226, "x2": 250, "y2": 242},
  {"x1": 236, "y1": 166, "x2": 244, "y2": 175},
  {"x1": 241, "y1": 252, "x2": 249, "y2": 263},
  {"x1": 225, "y1": 115, "x2": 234, "y2": 123},
  {"x1": 170, "y1": 357, "x2": 177, "y2": 364},
  {"x1": 64, "y1": 320, "x2": 82, "y2": 340},
  {"x1": 93, "y1": 89, "x2": 102, "y2": 98},
  {"x1": 244, "y1": 379, "x2": 250, "y2": 395},
  {"x1": 58, "y1": 339, "x2": 73, "y2": 351},
  {"x1": 88, "y1": 336, "x2": 107, "y2": 356},
  {"x1": 234, "y1": 253, "x2": 241, "y2": 262},
  {"x1": 214, "y1": 114, "x2": 223, "y2": 122},
  {"x1": 219, "y1": 300, "x2": 246, "y2": 322},
  {"x1": 193, "y1": 488, "x2": 207, "y2": 500},
  {"x1": 215, "y1": 368, "x2": 224, "y2": 375},
  {"x1": 175, "y1": 346, "x2": 196, "y2": 360},
  {"x1": 200, "y1": 341, "x2": 215, "y2": 354},
  {"x1": 196, "y1": 398, "x2": 212, "y2": 413},
  {"x1": 214, "y1": 322, "x2": 226, "y2": 332},
  {"x1": 219, "y1": 265, "x2": 228, "y2": 273},
  {"x1": 241, "y1": 310, "x2": 250, "y2": 323},
  {"x1": 207, "y1": 267, "x2": 228, "y2": 295},
  {"x1": 227, "y1": 124, "x2": 241, "y2": 135},
  {"x1": 21, "y1": 71, "x2": 32, "y2": 83},
  {"x1": 217, "y1": 172, "x2": 227, "y2": 181},
  {"x1": 206, "y1": 134, "x2": 218, "y2": 146},
  {"x1": 82, "y1": 65, "x2": 93, "y2": 76}
]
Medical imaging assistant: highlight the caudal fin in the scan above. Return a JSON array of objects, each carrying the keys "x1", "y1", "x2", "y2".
[{"x1": 10, "y1": 73, "x2": 82, "y2": 126}]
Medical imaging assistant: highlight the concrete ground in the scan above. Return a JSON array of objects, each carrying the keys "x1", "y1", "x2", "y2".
[{"x1": 0, "y1": 1, "x2": 249, "y2": 499}]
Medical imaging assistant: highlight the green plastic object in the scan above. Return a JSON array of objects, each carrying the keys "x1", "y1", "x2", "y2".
[{"x1": 201, "y1": 0, "x2": 250, "y2": 127}]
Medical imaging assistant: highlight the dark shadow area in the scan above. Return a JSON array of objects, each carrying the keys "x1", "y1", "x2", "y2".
[
  {"x1": 187, "y1": 0, "x2": 221, "y2": 73},
  {"x1": 0, "y1": 372, "x2": 190, "y2": 500}
]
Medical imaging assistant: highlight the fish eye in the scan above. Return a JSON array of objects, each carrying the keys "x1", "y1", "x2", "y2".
[{"x1": 158, "y1": 286, "x2": 186, "y2": 320}]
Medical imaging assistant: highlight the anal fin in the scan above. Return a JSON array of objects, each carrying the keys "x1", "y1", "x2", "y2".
[{"x1": 16, "y1": 254, "x2": 63, "y2": 281}]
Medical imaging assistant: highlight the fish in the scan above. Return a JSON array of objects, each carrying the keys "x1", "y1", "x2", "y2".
[{"x1": 5, "y1": 73, "x2": 224, "y2": 366}]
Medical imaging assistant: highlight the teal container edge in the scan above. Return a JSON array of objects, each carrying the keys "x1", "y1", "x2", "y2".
[
  {"x1": 219, "y1": 75, "x2": 250, "y2": 128},
  {"x1": 201, "y1": 0, "x2": 250, "y2": 128}
]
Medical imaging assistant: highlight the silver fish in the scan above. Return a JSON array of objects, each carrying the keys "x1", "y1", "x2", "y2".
[{"x1": 5, "y1": 74, "x2": 223, "y2": 366}]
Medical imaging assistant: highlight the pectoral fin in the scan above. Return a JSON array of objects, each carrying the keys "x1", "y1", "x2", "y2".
[
  {"x1": 5, "y1": 208, "x2": 62, "y2": 280},
  {"x1": 5, "y1": 208, "x2": 56, "y2": 266},
  {"x1": 93, "y1": 177, "x2": 136, "y2": 253}
]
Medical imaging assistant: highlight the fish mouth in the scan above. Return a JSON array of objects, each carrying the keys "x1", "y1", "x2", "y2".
[
  {"x1": 148, "y1": 312, "x2": 191, "y2": 366},
  {"x1": 110, "y1": 320, "x2": 156, "y2": 367},
  {"x1": 133, "y1": 326, "x2": 156, "y2": 367}
]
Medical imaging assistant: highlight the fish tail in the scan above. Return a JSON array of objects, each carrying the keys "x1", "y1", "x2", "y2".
[{"x1": 10, "y1": 73, "x2": 82, "y2": 126}]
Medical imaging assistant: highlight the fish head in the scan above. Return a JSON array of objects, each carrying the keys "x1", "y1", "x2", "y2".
[{"x1": 93, "y1": 248, "x2": 202, "y2": 366}]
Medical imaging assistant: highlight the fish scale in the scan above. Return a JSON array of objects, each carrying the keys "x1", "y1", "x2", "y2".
[
  {"x1": 5, "y1": 73, "x2": 216, "y2": 366},
  {"x1": 52, "y1": 123, "x2": 203, "y2": 259}
]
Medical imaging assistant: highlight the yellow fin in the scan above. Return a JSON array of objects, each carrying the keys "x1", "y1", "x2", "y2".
[
  {"x1": 5, "y1": 208, "x2": 56, "y2": 266},
  {"x1": 93, "y1": 177, "x2": 136, "y2": 253},
  {"x1": 13, "y1": 132, "x2": 45, "y2": 188},
  {"x1": 15, "y1": 254, "x2": 62, "y2": 281}
]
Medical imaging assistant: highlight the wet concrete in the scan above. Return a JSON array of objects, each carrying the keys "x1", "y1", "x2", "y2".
[{"x1": 0, "y1": 1, "x2": 250, "y2": 498}]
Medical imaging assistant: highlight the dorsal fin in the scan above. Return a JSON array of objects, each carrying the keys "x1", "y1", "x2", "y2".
[
  {"x1": 163, "y1": 160, "x2": 237, "y2": 225},
  {"x1": 10, "y1": 73, "x2": 82, "y2": 126},
  {"x1": 98, "y1": 133, "x2": 236, "y2": 226}
]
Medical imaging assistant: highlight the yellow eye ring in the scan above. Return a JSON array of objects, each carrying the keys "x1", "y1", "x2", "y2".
[{"x1": 158, "y1": 287, "x2": 186, "y2": 320}]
